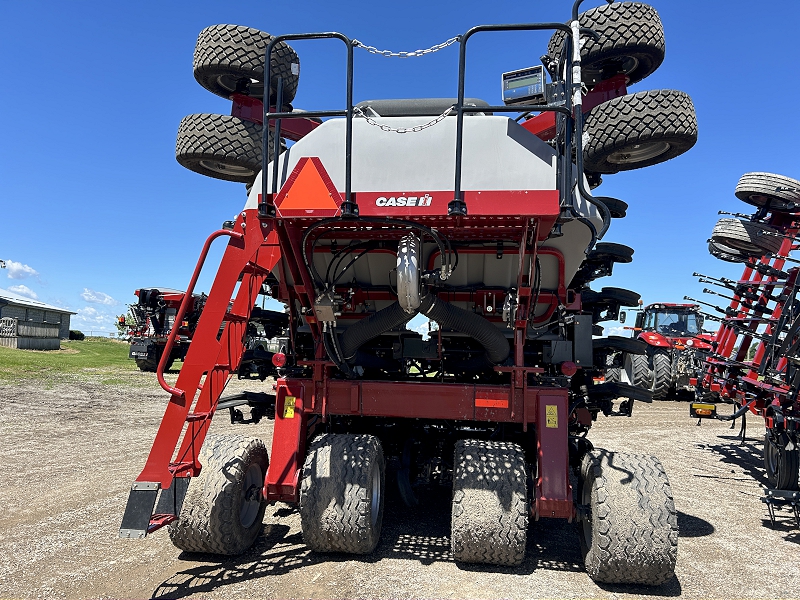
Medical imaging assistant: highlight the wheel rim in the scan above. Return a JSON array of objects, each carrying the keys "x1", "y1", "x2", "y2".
[
  {"x1": 370, "y1": 462, "x2": 381, "y2": 528},
  {"x1": 240, "y1": 463, "x2": 263, "y2": 528},
  {"x1": 585, "y1": 55, "x2": 639, "y2": 85},
  {"x1": 621, "y1": 354, "x2": 636, "y2": 385},
  {"x1": 607, "y1": 140, "x2": 671, "y2": 165},
  {"x1": 746, "y1": 193, "x2": 793, "y2": 211},
  {"x1": 199, "y1": 159, "x2": 256, "y2": 177},
  {"x1": 214, "y1": 73, "x2": 247, "y2": 95},
  {"x1": 716, "y1": 237, "x2": 760, "y2": 255},
  {"x1": 767, "y1": 445, "x2": 778, "y2": 475}
]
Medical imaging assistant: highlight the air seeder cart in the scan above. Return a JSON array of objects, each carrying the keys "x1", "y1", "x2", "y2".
[{"x1": 121, "y1": 0, "x2": 697, "y2": 584}]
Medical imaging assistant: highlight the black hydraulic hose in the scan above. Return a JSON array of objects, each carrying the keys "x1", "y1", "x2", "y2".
[
  {"x1": 419, "y1": 295, "x2": 510, "y2": 364},
  {"x1": 339, "y1": 301, "x2": 415, "y2": 360},
  {"x1": 713, "y1": 398, "x2": 757, "y2": 422}
]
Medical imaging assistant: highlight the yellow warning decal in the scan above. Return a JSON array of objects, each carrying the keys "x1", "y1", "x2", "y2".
[
  {"x1": 283, "y1": 396, "x2": 296, "y2": 419},
  {"x1": 546, "y1": 405, "x2": 558, "y2": 428}
]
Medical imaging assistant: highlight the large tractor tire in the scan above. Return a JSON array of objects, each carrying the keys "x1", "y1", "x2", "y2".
[
  {"x1": 579, "y1": 450, "x2": 678, "y2": 585},
  {"x1": 134, "y1": 345, "x2": 168, "y2": 372},
  {"x1": 650, "y1": 349, "x2": 674, "y2": 400},
  {"x1": 168, "y1": 435, "x2": 269, "y2": 555},
  {"x1": 763, "y1": 432, "x2": 800, "y2": 490},
  {"x1": 622, "y1": 352, "x2": 653, "y2": 389},
  {"x1": 547, "y1": 2, "x2": 665, "y2": 87},
  {"x1": 451, "y1": 439, "x2": 528, "y2": 566},
  {"x1": 135, "y1": 357, "x2": 158, "y2": 372},
  {"x1": 299, "y1": 433, "x2": 385, "y2": 554},
  {"x1": 176, "y1": 113, "x2": 274, "y2": 183},
  {"x1": 194, "y1": 24, "x2": 299, "y2": 103},
  {"x1": 735, "y1": 172, "x2": 800, "y2": 213},
  {"x1": 584, "y1": 90, "x2": 697, "y2": 174},
  {"x1": 710, "y1": 218, "x2": 782, "y2": 257}
]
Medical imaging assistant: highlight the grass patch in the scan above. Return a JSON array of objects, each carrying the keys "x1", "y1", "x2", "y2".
[{"x1": 0, "y1": 338, "x2": 138, "y2": 383}]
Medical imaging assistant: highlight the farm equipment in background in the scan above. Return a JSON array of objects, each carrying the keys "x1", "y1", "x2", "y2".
[
  {"x1": 123, "y1": 288, "x2": 206, "y2": 372},
  {"x1": 613, "y1": 303, "x2": 714, "y2": 399},
  {"x1": 123, "y1": 286, "x2": 288, "y2": 379},
  {"x1": 121, "y1": 0, "x2": 698, "y2": 584},
  {"x1": 689, "y1": 171, "x2": 800, "y2": 527}
]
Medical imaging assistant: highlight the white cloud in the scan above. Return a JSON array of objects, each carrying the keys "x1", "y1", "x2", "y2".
[
  {"x1": 80, "y1": 288, "x2": 119, "y2": 306},
  {"x1": 5, "y1": 260, "x2": 39, "y2": 280},
  {"x1": 7, "y1": 284, "x2": 38, "y2": 300},
  {"x1": 71, "y1": 306, "x2": 117, "y2": 332}
]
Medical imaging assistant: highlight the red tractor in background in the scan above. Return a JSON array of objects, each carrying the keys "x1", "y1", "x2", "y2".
[
  {"x1": 123, "y1": 288, "x2": 205, "y2": 372},
  {"x1": 612, "y1": 303, "x2": 714, "y2": 399}
]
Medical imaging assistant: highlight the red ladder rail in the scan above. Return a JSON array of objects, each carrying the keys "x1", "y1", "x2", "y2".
[{"x1": 120, "y1": 209, "x2": 282, "y2": 538}]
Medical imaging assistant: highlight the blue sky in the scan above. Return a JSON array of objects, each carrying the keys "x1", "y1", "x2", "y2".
[{"x1": 1, "y1": 0, "x2": 798, "y2": 335}]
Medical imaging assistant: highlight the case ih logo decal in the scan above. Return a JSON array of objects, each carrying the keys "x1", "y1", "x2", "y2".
[{"x1": 375, "y1": 194, "x2": 433, "y2": 207}]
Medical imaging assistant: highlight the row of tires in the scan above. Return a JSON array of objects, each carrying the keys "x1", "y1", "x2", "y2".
[
  {"x1": 708, "y1": 172, "x2": 800, "y2": 263},
  {"x1": 168, "y1": 433, "x2": 677, "y2": 585},
  {"x1": 174, "y1": 2, "x2": 699, "y2": 189},
  {"x1": 176, "y1": 24, "x2": 298, "y2": 185},
  {"x1": 548, "y1": 2, "x2": 696, "y2": 176},
  {"x1": 607, "y1": 349, "x2": 679, "y2": 400}
]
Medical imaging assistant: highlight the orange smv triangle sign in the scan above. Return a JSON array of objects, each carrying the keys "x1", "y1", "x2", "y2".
[{"x1": 275, "y1": 157, "x2": 342, "y2": 216}]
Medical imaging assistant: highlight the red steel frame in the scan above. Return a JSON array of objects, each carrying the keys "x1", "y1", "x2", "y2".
[
  {"x1": 697, "y1": 212, "x2": 800, "y2": 422},
  {"x1": 134, "y1": 158, "x2": 579, "y2": 533}
]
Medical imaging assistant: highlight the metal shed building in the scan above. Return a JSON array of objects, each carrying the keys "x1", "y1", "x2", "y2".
[{"x1": 0, "y1": 289, "x2": 76, "y2": 350}]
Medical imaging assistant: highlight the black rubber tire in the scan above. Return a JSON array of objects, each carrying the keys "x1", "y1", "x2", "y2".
[
  {"x1": 300, "y1": 433, "x2": 385, "y2": 554},
  {"x1": 135, "y1": 357, "x2": 158, "y2": 372},
  {"x1": 735, "y1": 172, "x2": 800, "y2": 212},
  {"x1": 547, "y1": 2, "x2": 665, "y2": 87},
  {"x1": 710, "y1": 218, "x2": 782, "y2": 257},
  {"x1": 650, "y1": 349, "x2": 673, "y2": 400},
  {"x1": 593, "y1": 335, "x2": 647, "y2": 355},
  {"x1": 583, "y1": 90, "x2": 698, "y2": 174},
  {"x1": 622, "y1": 352, "x2": 653, "y2": 389},
  {"x1": 194, "y1": 24, "x2": 299, "y2": 103},
  {"x1": 176, "y1": 113, "x2": 272, "y2": 183},
  {"x1": 579, "y1": 450, "x2": 678, "y2": 585},
  {"x1": 451, "y1": 439, "x2": 528, "y2": 566},
  {"x1": 605, "y1": 367, "x2": 621, "y2": 383},
  {"x1": 168, "y1": 434, "x2": 269, "y2": 555},
  {"x1": 600, "y1": 197, "x2": 628, "y2": 218},
  {"x1": 135, "y1": 345, "x2": 163, "y2": 372},
  {"x1": 583, "y1": 287, "x2": 641, "y2": 307},
  {"x1": 708, "y1": 240, "x2": 750, "y2": 264},
  {"x1": 588, "y1": 242, "x2": 634, "y2": 264},
  {"x1": 763, "y1": 432, "x2": 800, "y2": 491}
]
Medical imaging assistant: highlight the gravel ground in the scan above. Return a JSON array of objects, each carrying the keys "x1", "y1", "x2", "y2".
[{"x1": 1, "y1": 370, "x2": 798, "y2": 599}]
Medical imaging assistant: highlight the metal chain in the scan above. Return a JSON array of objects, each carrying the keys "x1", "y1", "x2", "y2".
[
  {"x1": 353, "y1": 36, "x2": 460, "y2": 57},
  {"x1": 353, "y1": 106, "x2": 454, "y2": 134}
]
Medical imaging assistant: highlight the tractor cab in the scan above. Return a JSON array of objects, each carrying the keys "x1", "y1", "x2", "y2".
[{"x1": 635, "y1": 303, "x2": 705, "y2": 343}]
